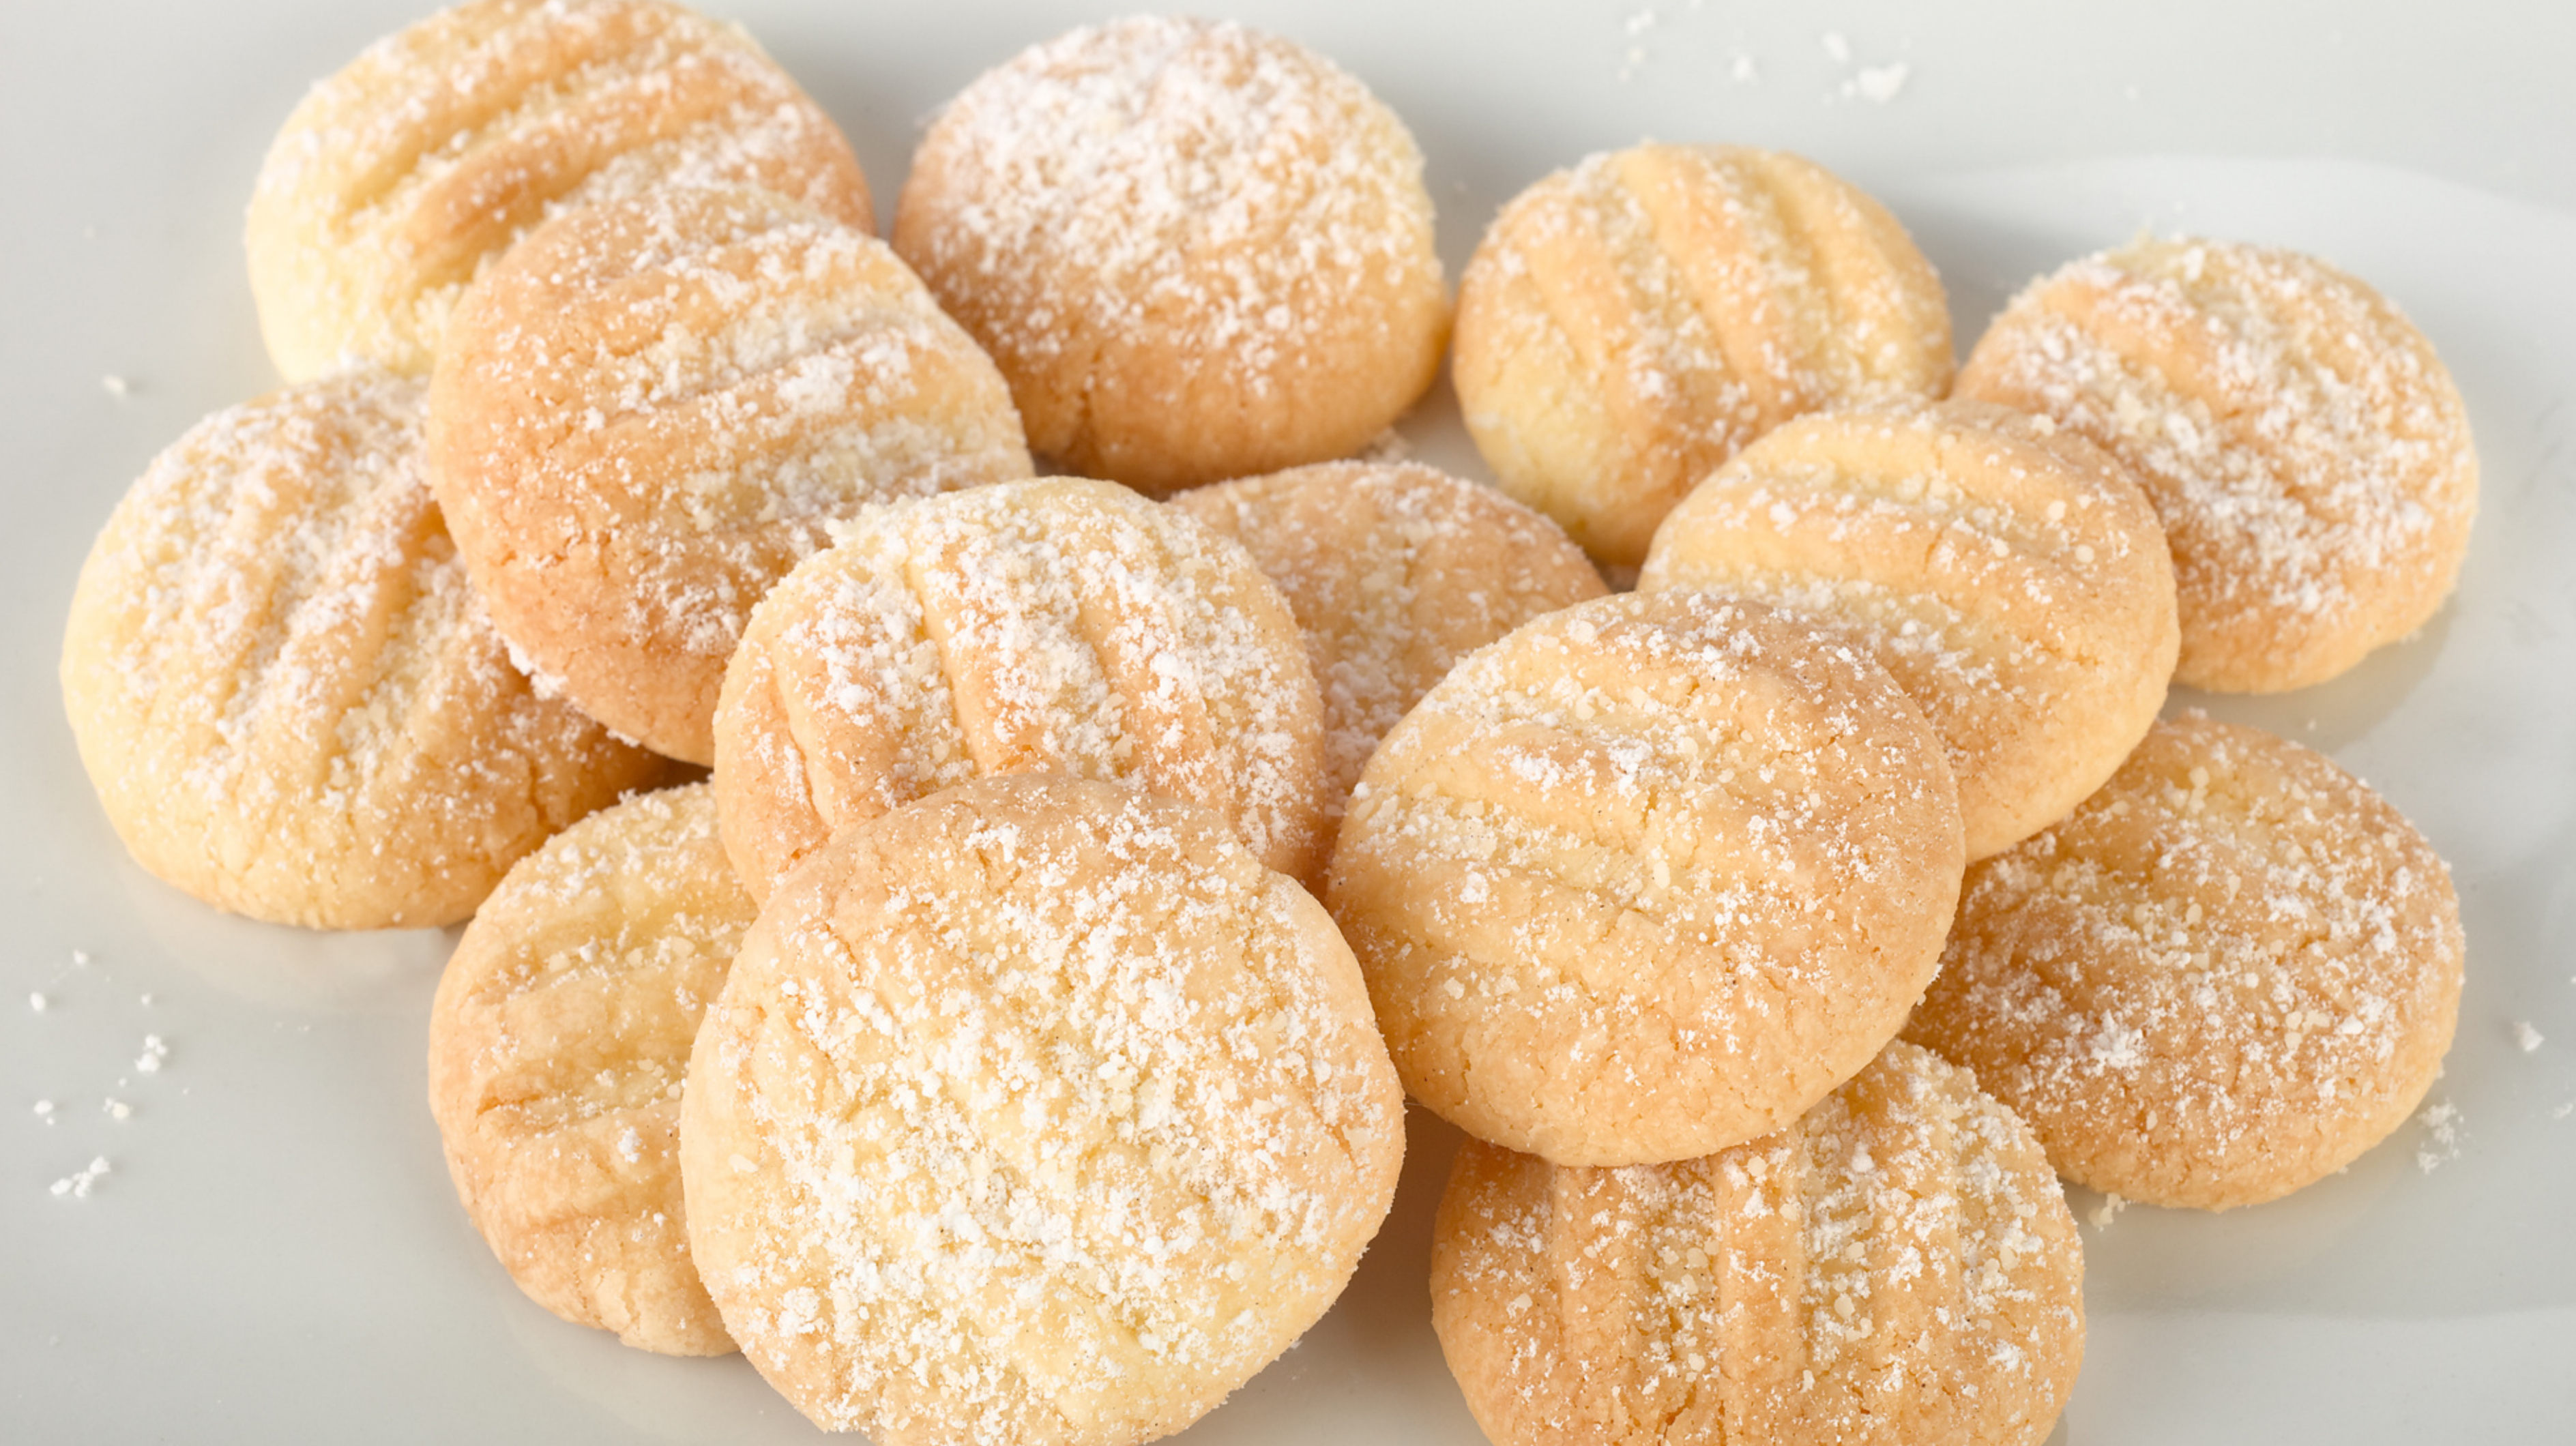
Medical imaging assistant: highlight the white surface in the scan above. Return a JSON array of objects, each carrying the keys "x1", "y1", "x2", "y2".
[{"x1": 5, "y1": 3, "x2": 2575, "y2": 1443}]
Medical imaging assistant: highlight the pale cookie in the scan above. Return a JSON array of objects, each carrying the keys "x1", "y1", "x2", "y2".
[
  {"x1": 1433, "y1": 1041, "x2": 2083, "y2": 1446},
  {"x1": 1326, "y1": 591, "x2": 1965, "y2": 1167},
  {"x1": 892, "y1": 16, "x2": 1449, "y2": 495},
  {"x1": 712, "y1": 477, "x2": 1327, "y2": 902},
  {"x1": 248, "y1": 0, "x2": 873, "y2": 381},
  {"x1": 428, "y1": 783, "x2": 755, "y2": 1356},
  {"x1": 428, "y1": 185, "x2": 1033, "y2": 765},
  {"x1": 1903, "y1": 713, "x2": 2465, "y2": 1210},
  {"x1": 1172, "y1": 462, "x2": 1607, "y2": 825},
  {"x1": 1641, "y1": 400, "x2": 2179, "y2": 860},
  {"x1": 680, "y1": 776, "x2": 1406, "y2": 1443},
  {"x1": 1956, "y1": 235, "x2": 2478, "y2": 693},
  {"x1": 1454, "y1": 144, "x2": 1953, "y2": 568},
  {"x1": 60, "y1": 370, "x2": 667, "y2": 930}
]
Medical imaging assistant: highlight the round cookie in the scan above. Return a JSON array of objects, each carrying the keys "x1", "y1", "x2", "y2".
[
  {"x1": 1955, "y1": 235, "x2": 2478, "y2": 693},
  {"x1": 1432, "y1": 1040, "x2": 2083, "y2": 1446},
  {"x1": 1171, "y1": 461, "x2": 1607, "y2": 824},
  {"x1": 1903, "y1": 713, "x2": 2465, "y2": 1210},
  {"x1": 248, "y1": 0, "x2": 873, "y2": 382},
  {"x1": 428, "y1": 783, "x2": 755, "y2": 1356},
  {"x1": 891, "y1": 16, "x2": 1449, "y2": 495},
  {"x1": 1641, "y1": 400, "x2": 2179, "y2": 861},
  {"x1": 711, "y1": 477, "x2": 1328, "y2": 902},
  {"x1": 59, "y1": 370, "x2": 668, "y2": 930},
  {"x1": 680, "y1": 776, "x2": 1406, "y2": 1443},
  {"x1": 1326, "y1": 591, "x2": 1965, "y2": 1167},
  {"x1": 1453, "y1": 144, "x2": 1954, "y2": 568},
  {"x1": 428, "y1": 184, "x2": 1033, "y2": 765}
]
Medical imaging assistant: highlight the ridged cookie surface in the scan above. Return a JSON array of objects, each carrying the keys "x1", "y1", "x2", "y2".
[
  {"x1": 428, "y1": 783, "x2": 755, "y2": 1355},
  {"x1": 428, "y1": 185, "x2": 1032, "y2": 764},
  {"x1": 1956, "y1": 236, "x2": 2476, "y2": 692},
  {"x1": 1326, "y1": 591, "x2": 1965, "y2": 1166},
  {"x1": 681, "y1": 777, "x2": 1405, "y2": 1443},
  {"x1": 61, "y1": 370, "x2": 667, "y2": 929},
  {"x1": 1433, "y1": 1041, "x2": 2083, "y2": 1446},
  {"x1": 712, "y1": 477, "x2": 1326, "y2": 900},
  {"x1": 1454, "y1": 145, "x2": 1952, "y2": 567},
  {"x1": 248, "y1": 0, "x2": 873, "y2": 381},
  {"x1": 1641, "y1": 400, "x2": 2178, "y2": 859},
  {"x1": 893, "y1": 16, "x2": 1449, "y2": 494},
  {"x1": 1173, "y1": 462, "x2": 1606, "y2": 826},
  {"x1": 1904, "y1": 713, "x2": 2464, "y2": 1209}
]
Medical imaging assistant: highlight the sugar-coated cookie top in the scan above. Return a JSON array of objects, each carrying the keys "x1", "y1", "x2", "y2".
[
  {"x1": 1957, "y1": 235, "x2": 2476, "y2": 692},
  {"x1": 60, "y1": 370, "x2": 662, "y2": 928},
  {"x1": 427, "y1": 184, "x2": 1031, "y2": 762},
  {"x1": 1642, "y1": 398, "x2": 2178, "y2": 859},
  {"x1": 1433, "y1": 1042, "x2": 2083, "y2": 1446},
  {"x1": 713, "y1": 477, "x2": 1327, "y2": 898},
  {"x1": 1905, "y1": 712, "x2": 2465, "y2": 1209},
  {"x1": 248, "y1": 0, "x2": 871, "y2": 381},
  {"x1": 1328, "y1": 590, "x2": 1965, "y2": 1166},
  {"x1": 428, "y1": 782, "x2": 753, "y2": 1355},
  {"x1": 682, "y1": 776, "x2": 1403, "y2": 1443},
  {"x1": 894, "y1": 15, "x2": 1448, "y2": 490}
]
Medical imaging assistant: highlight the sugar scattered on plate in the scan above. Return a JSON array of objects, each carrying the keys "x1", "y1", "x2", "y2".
[
  {"x1": 32, "y1": 1099, "x2": 55, "y2": 1121},
  {"x1": 2414, "y1": 1099, "x2": 2463, "y2": 1173},
  {"x1": 102, "y1": 375, "x2": 132, "y2": 399},
  {"x1": 135, "y1": 1035, "x2": 168, "y2": 1074},
  {"x1": 2514, "y1": 1020, "x2": 2545, "y2": 1052},
  {"x1": 28, "y1": 992, "x2": 46, "y2": 1013},
  {"x1": 49, "y1": 1157, "x2": 111, "y2": 1198},
  {"x1": 2087, "y1": 1192, "x2": 2130, "y2": 1228},
  {"x1": 104, "y1": 1099, "x2": 132, "y2": 1121}
]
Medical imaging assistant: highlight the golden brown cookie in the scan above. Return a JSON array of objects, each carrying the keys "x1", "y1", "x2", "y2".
[
  {"x1": 1171, "y1": 462, "x2": 1607, "y2": 825},
  {"x1": 710, "y1": 477, "x2": 1327, "y2": 902},
  {"x1": 1326, "y1": 591, "x2": 1965, "y2": 1167},
  {"x1": 680, "y1": 776, "x2": 1406, "y2": 1442},
  {"x1": 1903, "y1": 713, "x2": 2465, "y2": 1209},
  {"x1": 1453, "y1": 144, "x2": 1954, "y2": 568},
  {"x1": 428, "y1": 783, "x2": 755, "y2": 1356},
  {"x1": 427, "y1": 184, "x2": 1032, "y2": 765},
  {"x1": 1955, "y1": 235, "x2": 2477, "y2": 692},
  {"x1": 1641, "y1": 399, "x2": 2178, "y2": 860},
  {"x1": 59, "y1": 370, "x2": 667, "y2": 930},
  {"x1": 891, "y1": 16, "x2": 1449, "y2": 495},
  {"x1": 1432, "y1": 1040, "x2": 2084, "y2": 1446},
  {"x1": 248, "y1": 0, "x2": 873, "y2": 382}
]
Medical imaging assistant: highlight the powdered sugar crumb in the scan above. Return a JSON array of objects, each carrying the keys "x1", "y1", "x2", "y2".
[
  {"x1": 49, "y1": 1157, "x2": 111, "y2": 1199},
  {"x1": 2414, "y1": 1099, "x2": 2462, "y2": 1172},
  {"x1": 2514, "y1": 1020, "x2": 2545, "y2": 1052},
  {"x1": 134, "y1": 1035, "x2": 168, "y2": 1074}
]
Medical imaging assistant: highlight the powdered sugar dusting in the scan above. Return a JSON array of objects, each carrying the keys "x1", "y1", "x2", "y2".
[
  {"x1": 247, "y1": 0, "x2": 871, "y2": 379},
  {"x1": 1957, "y1": 235, "x2": 2476, "y2": 689},
  {"x1": 717, "y1": 478, "x2": 1323, "y2": 895},
  {"x1": 689, "y1": 779, "x2": 1401, "y2": 1437}
]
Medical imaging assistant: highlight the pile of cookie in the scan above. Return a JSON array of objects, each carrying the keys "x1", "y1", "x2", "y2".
[{"x1": 59, "y1": 3, "x2": 2474, "y2": 1443}]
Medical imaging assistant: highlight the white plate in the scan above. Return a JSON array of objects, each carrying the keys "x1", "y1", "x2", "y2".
[{"x1": 5, "y1": 3, "x2": 2573, "y2": 1442}]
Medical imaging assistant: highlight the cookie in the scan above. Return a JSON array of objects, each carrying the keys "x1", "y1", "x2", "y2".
[
  {"x1": 428, "y1": 783, "x2": 755, "y2": 1355},
  {"x1": 680, "y1": 776, "x2": 1405, "y2": 1442},
  {"x1": 710, "y1": 477, "x2": 1327, "y2": 902},
  {"x1": 892, "y1": 16, "x2": 1449, "y2": 495},
  {"x1": 247, "y1": 0, "x2": 873, "y2": 381},
  {"x1": 427, "y1": 184, "x2": 1033, "y2": 765},
  {"x1": 1326, "y1": 591, "x2": 1965, "y2": 1166},
  {"x1": 1955, "y1": 235, "x2": 2478, "y2": 692},
  {"x1": 1903, "y1": 713, "x2": 2465, "y2": 1209},
  {"x1": 59, "y1": 370, "x2": 667, "y2": 930},
  {"x1": 1432, "y1": 1040, "x2": 2083, "y2": 1446},
  {"x1": 1641, "y1": 399, "x2": 2179, "y2": 860},
  {"x1": 1171, "y1": 461, "x2": 1607, "y2": 824},
  {"x1": 1453, "y1": 144, "x2": 1954, "y2": 567}
]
